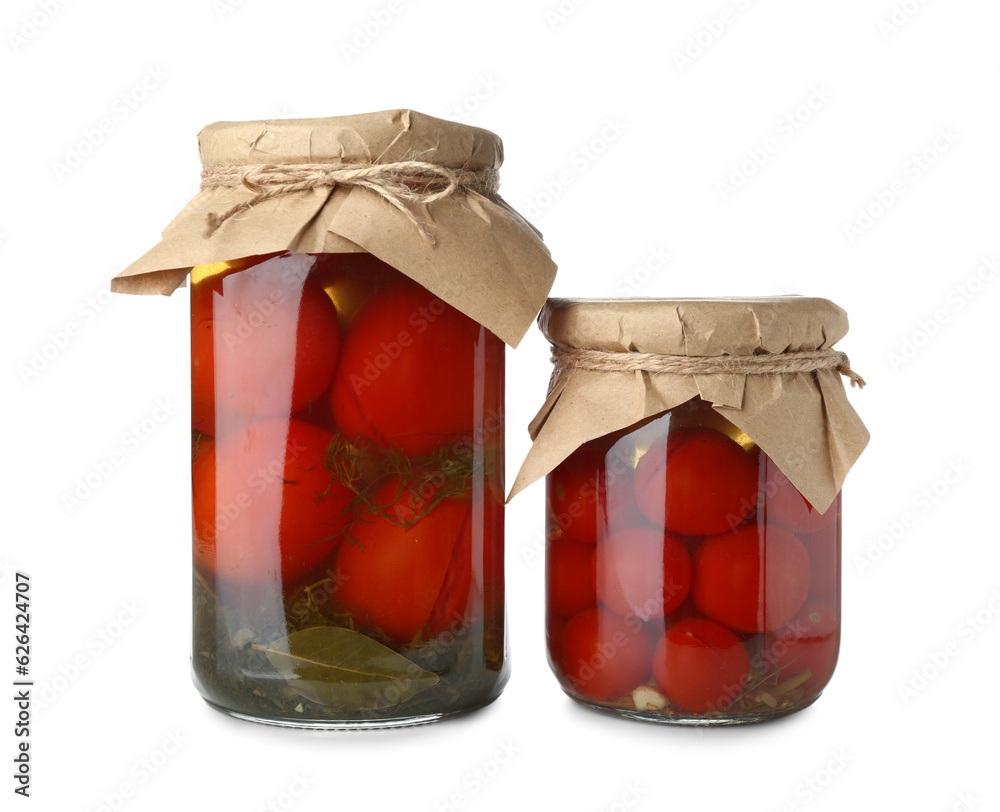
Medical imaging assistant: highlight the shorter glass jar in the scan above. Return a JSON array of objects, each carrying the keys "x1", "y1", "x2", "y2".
[{"x1": 546, "y1": 397, "x2": 841, "y2": 725}]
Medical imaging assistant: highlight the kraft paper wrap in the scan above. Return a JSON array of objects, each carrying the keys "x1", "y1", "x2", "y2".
[
  {"x1": 111, "y1": 109, "x2": 557, "y2": 347},
  {"x1": 510, "y1": 297, "x2": 870, "y2": 512}
]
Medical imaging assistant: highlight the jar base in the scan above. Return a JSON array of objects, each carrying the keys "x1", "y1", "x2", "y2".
[
  {"x1": 571, "y1": 694, "x2": 821, "y2": 726},
  {"x1": 202, "y1": 694, "x2": 500, "y2": 731}
]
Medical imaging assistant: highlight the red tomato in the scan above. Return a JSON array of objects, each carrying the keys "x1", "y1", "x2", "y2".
[
  {"x1": 191, "y1": 400, "x2": 216, "y2": 438},
  {"x1": 634, "y1": 426, "x2": 758, "y2": 536},
  {"x1": 192, "y1": 418, "x2": 352, "y2": 586},
  {"x1": 762, "y1": 603, "x2": 839, "y2": 692},
  {"x1": 191, "y1": 277, "x2": 222, "y2": 437},
  {"x1": 548, "y1": 538, "x2": 598, "y2": 618},
  {"x1": 426, "y1": 516, "x2": 474, "y2": 638},
  {"x1": 422, "y1": 447, "x2": 506, "y2": 639},
  {"x1": 548, "y1": 443, "x2": 639, "y2": 546},
  {"x1": 333, "y1": 481, "x2": 471, "y2": 644},
  {"x1": 759, "y1": 454, "x2": 837, "y2": 535},
  {"x1": 191, "y1": 253, "x2": 340, "y2": 437},
  {"x1": 594, "y1": 528, "x2": 692, "y2": 620},
  {"x1": 330, "y1": 277, "x2": 491, "y2": 456},
  {"x1": 560, "y1": 609, "x2": 654, "y2": 702},
  {"x1": 693, "y1": 524, "x2": 811, "y2": 633},
  {"x1": 426, "y1": 481, "x2": 505, "y2": 638},
  {"x1": 653, "y1": 619, "x2": 750, "y2": 713},
  {"x1": 802, "y1": 512, "x2": 840, "y2": 605},
  {"x1": 547, "y1": 612, "x2": 571, "y2": 673}
]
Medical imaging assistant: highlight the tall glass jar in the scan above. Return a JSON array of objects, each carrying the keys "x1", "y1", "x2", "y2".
[
  {"x1": 112, "y1": 111, "x2": 557, "y2": 728},
  {"x1": 511, "y1": 297, "x2": 868, "y2": 726},
  {"x1": 190, "y1": 251, "x2": 507, "y2": 727}
]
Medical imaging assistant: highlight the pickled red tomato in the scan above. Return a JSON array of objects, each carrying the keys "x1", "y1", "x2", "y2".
[
  {"x1": 561, "y1": 609, "x2": 654, "y2": 701},
  {"x1": 763, "y1": 603, "x2": 839, "y2": 692},
  {"x1": 594, "y1": 528, "x2": 691, "y2": 620},
  {"x1": 802, "y1": 515, "x2": 840, "y2": 605},
  {"x1": 192, "y1": 419, "x2": 352, "y2": 586},
  {"x1": 547, "y1": 612, "x2": 571, "y2": 672},
  {"x1": 693, "y1": 524, "x2": 811, "y2": 633},
  {"x1": 191, "y1": 254, "x2": 341, "y2": 436},
  {"x1": 759, "y1": 454, "x2": 836, "y2": 535},
  {"x1": 548, "y1": 444, "x2": 637, "y2": 545},
  {"x1": 426, "y1": 513, "x2": 475, "y2": 637},
  {"x1": 634, "y1": 427, "x2": 758, "y2": 536},
  {"x1": 548, "y1": 538, "x2": 598, "y2": 618},
  {"x1": 191, "y1": 255, "x2": 276, "y2": 435},
  {"x1": 333, "y1": 482, "x2": 471, "y2": 644},
  {"x1": 653, "y1": 619, "x2": 750, "y2": 713},
  {"x1": 330, "y1": 278, "x2": 490, "y2": 456}
]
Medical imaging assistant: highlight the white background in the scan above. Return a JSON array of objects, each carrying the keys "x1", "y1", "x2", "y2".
[{"x1": 3, "y1": 0, "x2": 999, "y2": 809}]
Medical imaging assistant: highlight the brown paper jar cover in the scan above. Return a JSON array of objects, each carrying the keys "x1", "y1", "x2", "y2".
[
  {"x1": 111, "y1": 109, "x2": 557, "y2": 347},
  {"x1": 511, "y1": 297, "x2": 869, "y2": 511}
]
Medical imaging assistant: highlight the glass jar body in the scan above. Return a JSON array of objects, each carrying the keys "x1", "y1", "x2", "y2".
[
  {"x1": 190, "y1": 252, "x2": 508, "y2": 728},
  {"x1": 545, "y1": 397, "x2": 840, "y2": 725}
]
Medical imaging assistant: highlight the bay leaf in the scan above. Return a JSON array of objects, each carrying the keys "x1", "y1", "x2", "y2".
[{"x1": 253, "y1": 626, "x2": 440, "y2": 711}]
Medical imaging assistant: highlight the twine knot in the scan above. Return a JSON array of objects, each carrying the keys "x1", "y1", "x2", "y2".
[
  {"x1": 200, "y1": 160, "x2": 500, "y2": 241},
  {"x1": 551, "y1": 346, "x2": 866, "y2": 388}
]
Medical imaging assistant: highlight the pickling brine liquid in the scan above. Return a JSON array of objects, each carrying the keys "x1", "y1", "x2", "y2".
[{"x1": 190, "y1": 251, "x2": 508, "y2": 728}]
